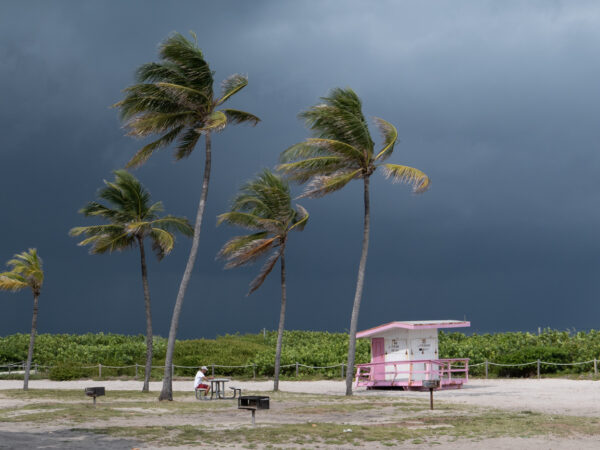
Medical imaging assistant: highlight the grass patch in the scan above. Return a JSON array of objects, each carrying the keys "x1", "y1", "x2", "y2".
[
  {"x1": 78, "y1": 409, "x2": 600, "y2": 447},
  {"x1": 4, "y1": 389, "x2": 600, "y2": 447}
]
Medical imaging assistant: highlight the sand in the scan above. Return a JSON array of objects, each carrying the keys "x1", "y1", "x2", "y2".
[{"x1": 1, "y1": 378, "x2": 599, "y2": 448}]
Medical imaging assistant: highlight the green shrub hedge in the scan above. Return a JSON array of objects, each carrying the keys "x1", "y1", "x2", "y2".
[{"x1": 2, "y1": 328, "x2": 599, "y2": 379}]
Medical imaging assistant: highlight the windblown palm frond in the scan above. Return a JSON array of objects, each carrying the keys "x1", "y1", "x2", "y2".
[
  {"x1": 0, "y1": 272, "x2": 28, "y2": 292},
  {"x1": 70, "y1": 170, "x2": 192, "y2": 258},
  {"x1": 114, "y1": 32, "x2": 259, "y2": 168},
  {"x1": 218, "y1": 169, "x2": 308, "y2": 295},
  {"x1": 299, "y1": 169, "x2": 363, "y2": 198},
  {"x1": 0, "y1": 249, "x2": 43, "y2": 294},
  {"x1": 381, "y1": 164, "x2": 430, "y2": 193},
  {"x1": 278, "y1": 86, "x2": 430, "y2": 196}
]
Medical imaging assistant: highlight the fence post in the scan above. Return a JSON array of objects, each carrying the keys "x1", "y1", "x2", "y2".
[
  {"x1": 253, "y1": 363, "x2": 256, "y2": 379},
  {"x1": 341, "y1": 363, "x2": 345, "y2": 379},
  {"x1": 135, "y1": 364, "x2": 138, "y2": 380},
  {"x1": 594, "y1": 359, "x2": 598, "y2": 377},
  {"x1": 295, "y1": 362, "x2": 299, "y2": 377},
  {"x1": 99, "y1": 364, "x2": 102, "y2": 378},
  {"x1": 537, "y1": 359, "x2": 540, "y2": 380},
  {"x1": 211, "y1": 365, "x2": 215, "y2": 377},
  {"x1": 484, "y1": 360, "x2": 488, "y2": 379}
]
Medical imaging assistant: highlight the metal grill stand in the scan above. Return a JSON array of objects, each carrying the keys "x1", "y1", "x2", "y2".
[
  {"x1": 238, "y1": 396, "x2": 269, "y2": 426},
  {"x1": 422, "y1": 380, "x2": 439, "y2": 410},
  {"x1": 85, "y1": 387, "x2": 105, "y2": 407}
]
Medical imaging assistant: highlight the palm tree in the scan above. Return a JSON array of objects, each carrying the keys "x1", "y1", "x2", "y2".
[
  {"x1": 70, "y1": 170, "x2": 192, "y2": 392},
  {"x1": 115, "y1": 32, "x2": 260, "y2": 401},
  {"x1": 217, "y1": 170, "x2": 308, "y2": 391},
  {"x1": 278, "y1": 88, "x2": 430, "y2": 395},
  {"x1": 0, "y1": 248, "x2": 44, "y2": 390}
]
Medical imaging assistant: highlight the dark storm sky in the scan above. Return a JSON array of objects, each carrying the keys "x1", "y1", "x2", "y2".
[{"x1": 2, "y1": 1, "x2": 600, "y2": 339}]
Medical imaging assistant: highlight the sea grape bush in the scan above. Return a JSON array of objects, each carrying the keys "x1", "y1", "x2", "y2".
[
  {"x1": 2, "y1": 329, "x2": 600, "y2": 380},
  {"x1": 439, "y1": 329, "x2": 600, "y2": 376}
]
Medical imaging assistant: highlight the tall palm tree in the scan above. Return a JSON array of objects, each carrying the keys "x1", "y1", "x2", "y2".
[
  {"x1": 0, "y1": 248, "x2": 44, "y2": 390},
  {"x1": 115, "y1": 32, "x2": 259, "y2": 401},
  {"x1": 217, "y1": 170, "x2": 308, "y2": 391},
  {"x1": 278, "y1": 88, "x2": 430, "y2": 395},
  {"x1": 70, "y1": 170, "x2": 192, "y2": 392}
]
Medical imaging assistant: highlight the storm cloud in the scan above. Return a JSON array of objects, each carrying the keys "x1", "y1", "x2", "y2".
[{"x1": 2, "y1": 1, "x2": 600, "y2": 338}]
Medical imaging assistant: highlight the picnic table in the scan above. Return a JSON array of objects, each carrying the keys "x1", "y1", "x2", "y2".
[{"x1": 210, "y1": 378, "x2": 231, "y2": 399}]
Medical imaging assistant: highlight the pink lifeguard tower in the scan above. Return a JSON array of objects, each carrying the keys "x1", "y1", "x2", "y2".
[{"x1": 355, "y1": 320, "x2": 470, "y2": 390}]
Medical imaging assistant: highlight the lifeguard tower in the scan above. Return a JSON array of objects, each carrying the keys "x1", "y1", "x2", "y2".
[{"x1": 354, "y1": 320, "x2": 470, "y2": 390}]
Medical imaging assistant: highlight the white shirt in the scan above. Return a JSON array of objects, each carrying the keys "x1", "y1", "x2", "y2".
[{"x1": 194, "y1": 370, "x2": 207, "y2": 388}]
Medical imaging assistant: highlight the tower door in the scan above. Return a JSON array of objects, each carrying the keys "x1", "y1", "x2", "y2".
[{"x1": 371, "y1": 338, "x2": 385, "y2": 379}]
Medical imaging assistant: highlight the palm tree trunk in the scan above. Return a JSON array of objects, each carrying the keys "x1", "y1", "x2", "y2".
[
  {"x1": 137, "y1": 237, "x2": 153, "y2": 393},
  {"x1": 273, "y1": 245, "x2": 287, "y2": 391},
  {"x1": 345, "y1": 175, "x2": 371, "y2": 396},
  {"x1": 23, "y1": 291, "x2": 39, "y2": 391},
  {"x1": 159, "y1": 133, "x2": 212, "y2": 401}
]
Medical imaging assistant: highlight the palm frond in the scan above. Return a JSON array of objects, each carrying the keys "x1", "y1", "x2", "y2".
[
  {"x1": 221, "y1": 109, "x2": 260, "y2": 126},
  {"x1": 195, "y1": 110, "x2": 227, "y2": 134},
  {"x1": 126, "y1": 111, "x2": 195, "y2": 137},
  {"x1": 82, "y1": 232, "x2": 135, "y2": 254},
  {"x1": 116, "y1": 84, "x2": 182, "y2": 120},
  {"x1": 151, "y1": 216, "x2": 194, "y2": 237},
  {"x1": 373, "y1": 117, "x2": 398, "y2": 162},
  {"x1": 174, "y1": 127, "x2": 201, "y2": 160},
  {"x1": 300, "y1": 88, "x2": 373, "y2": 155},
  {"x1": 2, "y1": 249, "x2": 43, "y2": 292},
  {"x1": 380, "y1": 164, "x2": 430, "y2": 193},
  {"x1": 0, "y1": 273, "x2": 28, "y2": 292},
  {"x1": 135, "y1": 61, "x2": 186, "y2": 85},
  {"x1": 223, "y1": 237, "x2": 277, "y2": 269},
  {"x1": 150, "y1": 228, "x2": 175, "y2": 260},
  {"x1": 217, "y1": 211, "x2": 282, "y2": 234},
  {"x1": 155, "y1": 82, "x2": 211, "y2": 111},
  {"x1": 158, "y1": 32, "x2": 214, "y2": 94},
  {"x1": 289, "y1": 204, "x2": 309, "y2": 232},
  {"x1": 277, "y1": 156, "x2": 350, "y2": 183},
  {"x1": 217, "y1": 232, "x2": 269, "y2": 259},
  {"x1": 299, "y1": 169, "x2": 362, "y2": 198},
  {"x1": 248, "y1": 250, "x2": 280, "y2": 295},
  {"x1": 126, "y1": 126, "x2": 184, "y2": 168},
  {"x1": 73, "y1": 171, "x2": 191, "y2": 257},
  {"x1": 217, "y1": 74, "x2": 248, "y2": 105},
  {"x1": 69, "y1": 224, "x2": 124, "y2": 237}
]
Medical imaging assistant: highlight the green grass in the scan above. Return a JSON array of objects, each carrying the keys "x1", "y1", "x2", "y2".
[
  {"x1": 2, "y1": 389, "x2": 599, "y2": 447},
  {"x1": 84, "y1": 411, "x2": 600, "y2": 448}
]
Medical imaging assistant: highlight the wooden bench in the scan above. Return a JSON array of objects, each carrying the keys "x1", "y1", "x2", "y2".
[{"x1": 229, "y1": 386, "x2": 242, "y2": 398}]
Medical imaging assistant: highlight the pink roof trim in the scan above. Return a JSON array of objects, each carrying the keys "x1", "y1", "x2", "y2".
[{"x1": 357, "y1": 320, "x2": 470, "y2": 338}]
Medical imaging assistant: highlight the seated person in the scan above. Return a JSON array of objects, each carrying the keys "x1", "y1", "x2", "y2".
[{"x1": 194, "y1": 366, "x2": 210, "y2": 395}]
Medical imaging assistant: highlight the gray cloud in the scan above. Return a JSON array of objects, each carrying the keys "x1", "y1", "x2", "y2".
[{"x1": 2, "y1": 1, "x2": 600, "y2": 339}]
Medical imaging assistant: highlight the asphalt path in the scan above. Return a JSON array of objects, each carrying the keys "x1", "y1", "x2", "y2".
[{"x1": 0, "y1": 430, "x2": 140, "y2": 449}]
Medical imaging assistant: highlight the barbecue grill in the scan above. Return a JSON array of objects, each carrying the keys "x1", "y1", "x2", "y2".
[
  {"x1": 422, "y1": 379, "x2": 440, "y2": 410},
  {"x1": 85, "y1": 386, "x2": 105, "y2": 407},
  {"x1": 238, "y1": 395, "x2": 269, "y2": 426}
]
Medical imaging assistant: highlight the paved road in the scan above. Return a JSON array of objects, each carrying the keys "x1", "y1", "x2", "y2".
[{"x1": 0, "y1": 430, "x2": 140, "y2": 449}]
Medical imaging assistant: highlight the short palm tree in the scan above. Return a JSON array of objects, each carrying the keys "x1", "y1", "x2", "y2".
[
  {"x1": 278, "y1": 88, "x2": 430, "y2": 395},
  {"x1": 70, "y1": 170, "x2": 192, "y2": 392},
  {"x1": 0, "y1": 248, "x2": 44, "y2": 390},
  {"x1": 115, "y1": 32, "x2": 260, "y2": 401},
  {"x1": 217, "y1": 169, "x2": 308, "y2": 391}
]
